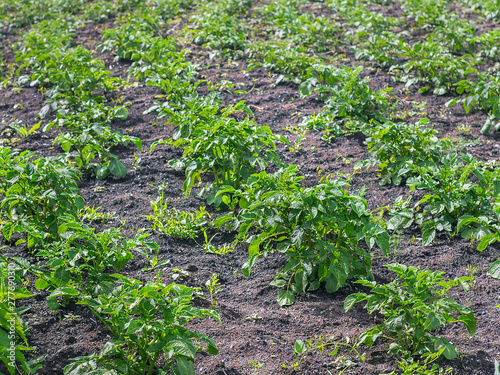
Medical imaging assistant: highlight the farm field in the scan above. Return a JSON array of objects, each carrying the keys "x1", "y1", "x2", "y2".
[{"x1": 1, "y1": 0, "x2": 500, "y2": 374}]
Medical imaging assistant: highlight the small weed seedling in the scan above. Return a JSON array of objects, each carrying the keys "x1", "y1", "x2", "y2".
[{"x1": 205, "y1": 273, "x2": 223, "y2": 306}]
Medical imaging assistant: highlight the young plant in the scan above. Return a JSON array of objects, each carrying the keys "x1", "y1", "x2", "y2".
[
  {"x1": 407, "y1": 154, "x2": 500, "y2": 246},
  {"x1": 299, "y1": 65, "x2": 392, "y2": 134},
  {"x1": 344, "y1": 263, "x2": 476, "y2": 360},
  {"x1": 292, "y1": 335, "x2": 364, "y2": 371},
  {"x1": 0, "y1": 257, "x2": 43, "y2": 374},
  {"x1": 0, "y1": 151, "x2": 84, "y2": 246},
  {"x1": 357, "y1": 119, "x2": 452, "y2": 185},
  {"x1": 386, "y1": 357, "x2": 453, "y2": 375},
  {"x1": 227, "y1": 167, "x2": 389, "y2": 306},
  {"x1": 165, "y1": 101, "x2": 287, "y2": 203},
  {"x1": 144, "y1": 186, "x2": 210, "y2": 239},
  {"x1": 65, "y1": 275, "x2": 220, "y2": 375},
  {"x1": 205, "y1": 273, "x2": 223, "y2": 306}
]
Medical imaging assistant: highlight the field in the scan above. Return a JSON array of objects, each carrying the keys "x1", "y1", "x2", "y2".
[{"x1": 1, "y1": 0, "x2": 500, "y2": 374}]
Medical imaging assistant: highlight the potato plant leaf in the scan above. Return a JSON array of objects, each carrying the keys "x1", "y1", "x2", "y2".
[{"x1": 276, "y1": 290, "x2": 295, "y2": 306}]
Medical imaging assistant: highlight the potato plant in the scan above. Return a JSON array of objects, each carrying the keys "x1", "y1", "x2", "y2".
[
  {"x1": 0, "y1": 259, "x2": 43, "y2": 375},
  {"x1": 345, "y1": 263, "x2": 476, "y2": 359},
  {"x1": 406, "y1": 153, "x2": 500, "y2": 246},
  {"x1": 220, "y1": 167, "x2": 389, "y2": 305},
  {"x1": 65, "y1": 276, "x2": 220, "y2": 375},
  {"x1": 0, "y1": 149, "x2": 84, "y2": 246},
  {"x1": 358, "y1": 119, "x2": 452, "y2": 185}
]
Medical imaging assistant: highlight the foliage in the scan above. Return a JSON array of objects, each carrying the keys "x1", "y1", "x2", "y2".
[
  {"x1": 164, "y1": 101, "x2": 287, "y2": 201},
  {"x1": 0, "y1": 258, "x2": 43, "y2": 375},
  {"x1": 345, "y1": 263, "x2": 476, "y2": 359},
  {"x1": 222, "y1": 167, "x2": 389, "y2": 305},
  {"x1": 299, "y1": 65, "x2": 392, "y2": 134},
  {"x1": 386, "y1": 357, "x2": 453, "y2": 375},
  {"x1": 0, "y1": 150, "x2": 84, "y2": 246},
  {"x1": 406, "y1": 154, "x2": 500, "y2": 246},
  {"x1": 64, "y1": 276, "x2": 220, "y2": 375},
  {"x1": 358, "y1": 119, "x2": 452, "y2": 185},
  {"x1": 145, "y1": 186, "x2": 210, "y2": 239},
  {"x1": 447, "y1": 72, "x2": 500, "y2": 135}
]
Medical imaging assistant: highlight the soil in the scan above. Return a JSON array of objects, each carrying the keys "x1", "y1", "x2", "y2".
[{"x1": 1, "y1": 1, "x2": 500, "y2": 375}]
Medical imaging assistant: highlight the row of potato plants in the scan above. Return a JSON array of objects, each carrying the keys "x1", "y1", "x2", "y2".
[
  {"x1": 330, "y1": 0, "x2": 500, "y2": 134},
  {"x1": 15, "y1": 16, "x2": 141, "y2": 180},
  {"x1": 1, "y1": 5, "x2": 224, "y2": 373},
  {"x1": 102, "y1": 6, "x2": 486, "y2": 371}
]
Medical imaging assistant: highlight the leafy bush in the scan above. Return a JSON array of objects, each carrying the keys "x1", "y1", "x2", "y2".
[
  {"x1": 299, "y1": 65, "x2": 392, "y2": 134},
  {"x1": 0, "y1": 150, "x2": 84, "y2": 246},
  {"x1": 448, "y1": 72, "x2": 500, "y2": 135},
  {"x1": 26, "y1": 217, "x2": 159, "y2": 309},
  {"x1": 162, "y1": 101, "x2": 287, "y2": 200},
  {"x1": 345, "y1": 263, "x2": 476, "y2": 359},
  {"x1": 223, "y1": 168, "x2": 389, "y2": 305},
  {"x1": 65, "y1": 276, "x2": 220, "y2": 375},
  {"x1": 358, "y1": 119, "x2": 452, "y2": 185},
  {"x1": 406, "y1": 154, "x2": 500, "y2": 246},
  {"x1": 0, "y1": 258, "x2": 43, "y2": 374},
  {"x1": 393, "y1": 39, "x2": 476, "y2": 95}
]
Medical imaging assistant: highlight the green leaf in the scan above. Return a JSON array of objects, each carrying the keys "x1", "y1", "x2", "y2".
[
  {"x1": 242, "y1": 254, "x2": 258, "y2": 277},
  {"x1": 294, "y1": 340, "x2": 306, "y2": 355},
  {"x1": 344, "y1": 293, "x2": 368, "y2": 312},
  {"x1": 375, "y1": 233, "x2": 390, "y2": 255},
  {"x1": 34, "y1": 278, "x2": 49, "y2": 290},
  {"x1": 109, "y1": 158, "x2": 127, "y2": 178},
  {"x1": 489, "y1": 259, "x2": 500, "y2": 279},
  {"x1": 459, "y1": 312, "x2": 477, "y2": 337},
  {"x1": 422, "y1": 228, "x2": 435, "y2": 246},
  {"x1": 424, "y1": 312, "x2": 445, "y2": 331},
  {"x1": 112, "y1": 107, "x2": 129, "y2": 121},
  {"x1": 494, "y1": 360, "x2": 500, "y2": 375},
  {"x1": 248, "y1": 240, "x2": 260, "y2": 257},
  {"x1": 276, "y1": 290, "x2": 295, "y2": 306},
  {"x1": 434, "y1": 337, "x2": 458, "y2": 360},
  {"x1": 54, "y1": 267, "x2": 70, "y2": 286},
  {"x1": 169, "y1": 340, "x2": 196, "y2": 360},
  {"x1": 49, "y1": 286, "x2": 79, "y2": 298},
  {"x1": 173, "y1": 355, "x2": 195, "y2": 375},
  {"x1": 96, "y1": 165, "x2": 110, "y2": 180}
]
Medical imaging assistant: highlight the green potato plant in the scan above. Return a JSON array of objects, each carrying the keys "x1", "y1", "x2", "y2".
[
  {"x1": 358, "y1": 119, "x2": 452, "y2": 185},
  {"x1": 406, "y1": 153, "x2": 500, "y2": 246},
  {"x1": 222, "y1": 167, "x2": 389, "y2": 305},
  {"x1": 344, "y1": 263, "x2": 476, "y2": 360},
  {"x1": 0, "y1": 258, "x2": 43, "y2": 375},
  {"x1": 25, "y1": 218, "x2": 159, "y2": 310},
  {"x1": 299, "y1": 65, "x2": 392, "y2": 135},
  {"x1": 64, "y1": 276, "x2": 220, "y2": 375},
  {"x1": 0, "y1": 150, "x2": 84, "y2": 246},
  {"x1": 145, "y1": 186, "x2": 210, "y2": 239},
  {"x1": 166, "y1": 101, "x2": 287, "y2": 201}
]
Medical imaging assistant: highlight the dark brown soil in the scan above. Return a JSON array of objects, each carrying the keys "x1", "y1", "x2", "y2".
[{"x1": 1, "y1": 2, "x2": 500, "y2": 375}]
